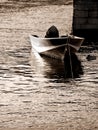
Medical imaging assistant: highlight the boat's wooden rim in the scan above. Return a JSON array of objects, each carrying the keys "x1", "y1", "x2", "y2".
[{"x1": 29, "y1": 34, "x2": 84, "y2": 40}]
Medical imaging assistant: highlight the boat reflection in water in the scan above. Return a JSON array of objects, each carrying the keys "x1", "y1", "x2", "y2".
[
  {"x1": 29, "y1": 34, "x2": 84, "y2": 79},
  {"x1": 30, "y1": 46, "x2": 83, "y2": 80},
  {"x1": 30, "y1": 49, "x2": 65, "y2": 80},
  {"x1": 64, "y1": 48, "x2": 83, "y2": 78}
]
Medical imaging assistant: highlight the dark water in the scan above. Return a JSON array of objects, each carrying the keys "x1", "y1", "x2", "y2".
[{"x1": 0, "y1": 2, "x2": 98, "y2": 130}]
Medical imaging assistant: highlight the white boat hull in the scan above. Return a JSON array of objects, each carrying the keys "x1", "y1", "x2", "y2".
[{"x1": 29, "y1": 35, "x2": 84, "y2": 60}]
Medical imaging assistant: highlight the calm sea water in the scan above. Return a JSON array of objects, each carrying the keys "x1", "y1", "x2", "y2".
[{"x1": 0, "y1": 2, "x2": 98, "y2": 130}]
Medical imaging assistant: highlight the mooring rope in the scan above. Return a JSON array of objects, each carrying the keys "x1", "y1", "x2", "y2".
[{"x1": 66, "y1": 35, "x2": 74, "y2": 79}]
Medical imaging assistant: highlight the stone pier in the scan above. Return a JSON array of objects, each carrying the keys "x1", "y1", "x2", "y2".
[{"x1": 73, "y1": 0, "x2": 98, "y2": 42}]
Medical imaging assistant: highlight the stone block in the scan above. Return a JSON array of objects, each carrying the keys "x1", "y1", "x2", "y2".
[
  {"x1": 80, "y1": 24, "x2": 98, "y2": 29},
  {"x1": 88, "y1": 18, "x2": 98, "y2": 24},
  {"x1": 74, "y1": 10, "x2": 88, "y2": 18},
  {"x1": 89, "y1": 11, "x2": 98, "y2": 17},
  {"x1": 73, "y1": 17, "x2": 88, "y2": 24}
]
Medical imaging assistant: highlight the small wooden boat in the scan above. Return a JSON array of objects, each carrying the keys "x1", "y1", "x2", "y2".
[{"x1": 29, "y1": 35, "x2": 84, "y2": 60}]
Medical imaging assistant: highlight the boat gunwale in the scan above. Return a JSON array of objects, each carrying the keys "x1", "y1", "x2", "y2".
[{"x1": 29, "y1": 35, "x2": 84, "y2": 40}]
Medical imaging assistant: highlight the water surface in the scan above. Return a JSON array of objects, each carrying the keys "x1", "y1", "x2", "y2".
[{"x1": 0, "y1": 2, "x2": 98, "y2": 130}]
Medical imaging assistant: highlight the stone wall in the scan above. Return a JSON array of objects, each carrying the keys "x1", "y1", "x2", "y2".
[{"x1": 73, "y1": 0, "x2": 98, "y2": 42}]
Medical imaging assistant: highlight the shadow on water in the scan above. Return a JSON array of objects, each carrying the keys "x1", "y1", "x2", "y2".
[
  {"x1": 41, "y1": 56, "x2": 65, "y2": 79},
  {"x1": 30, "y1": 48, "x2": 84, "y2": 83},
  {"x1": 30, "y1": 49, "x2": 66, "y2": 81}
]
